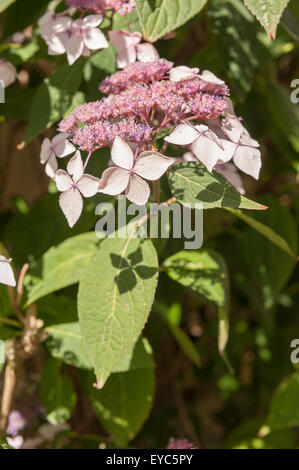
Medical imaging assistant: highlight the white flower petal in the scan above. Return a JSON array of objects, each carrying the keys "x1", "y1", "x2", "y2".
[
  {"x1": 45, "y1": 154, "x2": 58, "y2": 180},
  {"x1": 233, "y1": 146, "x2": 261, "y2": 180},
  {"x1": 136, "y1": 43, "x2": 160, "y2": 62},
  {"x1": 183, "y1": 151, "x2": 197, "y2": 162},
  {"x1": 38, "y1": 11, "x2": 55, "y2": 27},
  {"x1": 116, "y1": 45, "x2": 137, "y2": 69},
  {"x1": 59, "y1": 188, "x2": 83, "y2": 228},
  {"x1": 111, "y1": 136, "x2": 134, "y2": 170},
  {"x1": 191, "y1": 136, "x2": 221, "y2": 172},
  {"x1": 109, "y1": 30, "x2": 141, "y2": 51},
  {"x1": 134, "y1": 151, "x2": 176, "y2": 180},
  {"x1": 47, "y1": 33, "x2": 68, "y2": 55},
  {"x1": 217, "y1": 139, "x2": 236, "y2": 163},
  {"x1": 77, "y1": 174, "x2": 100, "y2": 197},
  {"x1": 198, "y1": 70, "x2": 224, "y2": 85},
  {"x1": 222, "y1": 115, "x2": 245, "y2": 143},
  {"x1": 40, "y1": 138, "x2": 52, "y2": 164},
  {"x1": 165, "y1": 124, "x2": 199, "y2": 146},
  {"x1": 83, "y1": 28, "x2": 108, "y2": 50},
  {"x1": 215, "y1": 162, "x2": 245, "y2": 195},
  {"x1": 126, "y1": 174, "x2": 150, "y2": 205},
  {"x1": 82, "y1": 15, "x2": 103, "y2": 29},
  {"x1": 55, "y1": 170, "x2": 73, "y2": 192},
  {"x1": 99, "y1": 167, "x2": 130, "y2": 195},
  {"x1": 169, "y1": 66, "x2": 199, "y2": 82},
  {"x1": 67, "y1": 150, "x2": 84, "y2": 183},
  {"x1": 66, "y1": 33, "x2": 84, "y2": 65},
  {"x1": 0, "y1": 257, "x2": 16, "y2": 287},
  {"x1": 52, "y1": 134, "x2": 76, "y2": 158}
]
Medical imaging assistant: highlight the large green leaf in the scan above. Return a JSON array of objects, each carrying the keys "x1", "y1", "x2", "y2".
[
  {"x1": 84, "y1": 338, "x2": 155, "y2": 445},
  {"x1": 39, "y1": 358, "x2": 76, "y2": 425},
  {"x1": 46, "y1": 323, "x2": 92, "y2": 370},
  {"x1": 243, "y1": 0, "x2": 290, "y2": 39},
  {"x1": 210, "y1": 0, "x2": 270, "y2": 97},
  {"x1": 168, "y1": 162, "x2": 266, "y2": 210},
  {"x1": 265, "y1": 373, "x2": 299, "y2": 432},
  {"x1": 163, "y1": 249, "x2": 230, "y2": 359},
  {"x1": 135, "y1": 0, "x2": 207, "y2": 42},
  {"x1": 78, "y1": 236, "x2": 158, "y2": 388},
  {"x1": 25, "y1": 233, "x2": 99, "y2": 306},
  {"x1": 237, "y1": 195, "x2": 297, "y2": 312},
  {"x1": 24, "y1": 59, "x2": 85, "y2": 144}
]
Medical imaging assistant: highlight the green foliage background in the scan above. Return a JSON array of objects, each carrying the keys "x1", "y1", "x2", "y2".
[{"x1": 1, "y1": 0, "x2": 299, "y2": 449}]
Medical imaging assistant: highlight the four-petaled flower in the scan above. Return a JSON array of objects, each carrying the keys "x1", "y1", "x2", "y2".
[
  {"x1": 165, "y1": 123, "x2": 223, "y2": 172},
  {"x1": 99, "y1": 137, "x2": 176, "y2": 205},
  {"x1": 109, "y1": 30, "x2": 159, "y2": 69},
  {"x1": 40, "y1": 134, "x2": 76, "y2": 180},
  {"x1": 0, "y1": 255, "x2": 16, "y2": 287},
  {"x1": 55, "y1": 151, "x2": 100, "y2": 227},
  {"x1": 65, "y1": 15, "x2": 109, "y2": 65}
]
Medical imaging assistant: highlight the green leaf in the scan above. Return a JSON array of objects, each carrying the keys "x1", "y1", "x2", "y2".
[
  {"x1": 243, "y1": 0, "x2": 290, "y2": 39},
  {"x1": 281, "y1": 8, "x2": 299, "y2": 41},
  {"x1": 3, "y1": 0, "x2": 49, "y2": 39},
  {"x1": 168, "y1": 162, "x2": 266, "y2": 210},
  {"x1": 85, "y1": 339, "x2": 155, "y2": 445},
  {"x1": 135, "y1": 0, "x2": 207, "y2": 42},
  {"x1": 210, "y1": 0, "x2": 270, "y2": 97},
  {"x1": 226, "y1": 208, "x2": 295, "y2": 258},
  {"x1": 78, "y1": 236, "x2": 158, "y2": 388},
  {"x1": 46, "y1": 323, "x2": 92, "y2": 370},
  {"x1": 0, "y1": 0, "x2": 16, "y2": 13},
  {"x1": 25, "y1": 233, "x2": 99, "y2": 306},
  {"x1": 24, "y1": 59, "x2": 85, "y2": 144},
  {"x1": 237, "y1": 195, "x2": 297, "y2": 311},
  {"x1": 39, "y1": 358, "x2": 76, "y2": 425},
  {"x1": 157, "y1": 304, "x2": 201, "y2": 367},
  {"x1": 163, "y1": 249, "x2": 230, "y2": 361},
  {"x1": 265, "y1": 373, "x2": 299, "y2": 432}
]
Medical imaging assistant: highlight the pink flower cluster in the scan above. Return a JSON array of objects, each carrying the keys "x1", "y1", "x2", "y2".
[
  {"x1": 59, "y1": 60, "x2": 229, "y2": 154},
  {"x1": 66, "y1": 0, "x2": 135, "y2": 15},
  {"x1": 40, "y1": 55, "x2": 262, "y2": 227}
]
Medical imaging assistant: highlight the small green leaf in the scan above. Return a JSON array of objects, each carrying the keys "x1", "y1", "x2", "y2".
[
  {"x1": 266, "y1": 373, "x2": 299, "y2": 432},
  {"x1": 25, "y1": 233, "x2": 99, "y2": 306},
  {"x1": 39, "y1": 358, "x2": 76, "y2": 425},
  {"x1": 163, "y1": 249, "x2": 230, "y2": 362},
  {"x1": 135, "y1": 0, "x2": 207, "y2": 42},
  {"x1": 243, "y1": 0, "x2": 290, "y2": 39},
  {"x1": 78, "y1": 236, "x2": 158, "y2": 388},
  {"x1": 168, "y1": 162, "x2": 266, "y2": 210},
  {"x1": 226, "y1": 208, "x2": 295, "y2": 258}
]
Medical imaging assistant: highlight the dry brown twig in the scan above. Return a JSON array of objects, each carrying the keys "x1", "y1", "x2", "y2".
[{"x1": 0, "y1": 264, "x2": 47, "y2": 435}]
